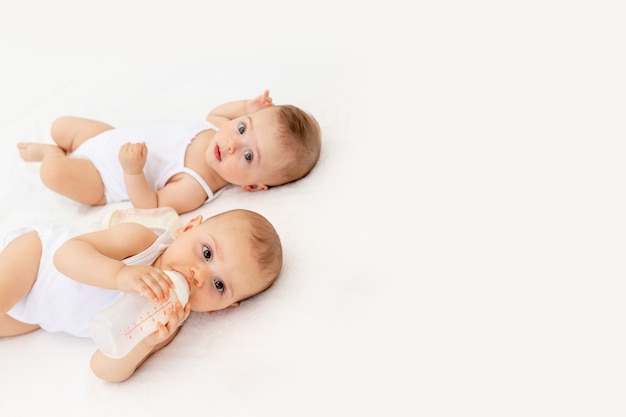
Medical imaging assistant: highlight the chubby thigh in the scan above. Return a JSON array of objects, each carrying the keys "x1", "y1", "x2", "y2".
[
  {"x1": 0, "y1": 230, "x2": 42, "y2": 335},
  {"x1": 3, "y1": 224, "x2": 125, "y2": 337}
]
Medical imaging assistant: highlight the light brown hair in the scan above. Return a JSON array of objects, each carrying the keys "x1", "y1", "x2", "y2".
[
  {"x1": 273, "y1": 104, "x2": 322, "y2": 186},
  {"x1": 220, "y1": 209, "x2": 283, "y2": 296}
]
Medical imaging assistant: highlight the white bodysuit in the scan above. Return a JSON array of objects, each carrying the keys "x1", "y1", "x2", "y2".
[
  {"x1": 5, "y1": 224, "x2": 174, "y2": 338},
  {"x1": 71, "y1": 120, "x2": 218, "y2": 203}
]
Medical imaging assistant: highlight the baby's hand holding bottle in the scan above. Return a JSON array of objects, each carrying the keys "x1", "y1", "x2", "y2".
[
  {"x1": 90, "y1": 270, "x2": 190, "y2": 358},
  {"x1": 116, "y1": 265, "x2": 173, "y2": 302},
  {"x1": 142, "y1": 300, "x2": 191, "y2": 348}
]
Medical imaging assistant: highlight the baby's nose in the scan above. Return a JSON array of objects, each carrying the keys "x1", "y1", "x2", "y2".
[
  {"x1": 191, "y1": 266, "x2": 208, "y2": 287},
  {"x1": 227, "y1": 138, "x2": 239, "y2": 153}
]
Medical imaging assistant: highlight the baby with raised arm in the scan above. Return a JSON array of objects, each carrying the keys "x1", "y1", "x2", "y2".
[{"x1": 18, "y1": 90, "x2": 321, "y2": 214}]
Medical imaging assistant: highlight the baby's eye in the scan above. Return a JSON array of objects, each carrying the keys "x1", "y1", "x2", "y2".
[
  {"x1": 214, "y1": 279, "x2": 224, "y2": 293},
  {"x1": 202, "y1": 245, "x2": 212, "y2": 260},
  {"x1": 244, "y1": 149, "x2": 253, "y2": 162},
  {"x1": 238, "y1": 122, "x2": 245, "y2": 134}
]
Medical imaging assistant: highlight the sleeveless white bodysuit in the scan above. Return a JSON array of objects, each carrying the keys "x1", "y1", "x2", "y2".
[
  {"x1": 5, "y1": 224, "x2": 174, "y2": 338},
  {"x1": 70, "y1": 120, "x2": 218, "y2": 203}
]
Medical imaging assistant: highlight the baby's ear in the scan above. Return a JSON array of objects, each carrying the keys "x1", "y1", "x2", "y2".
[
  {"x1": 241, "y1": 184, "x2": 269, "y2": 192},
  {"x1": 174, "y1": 215, "x2": 203, "y2": 237}
]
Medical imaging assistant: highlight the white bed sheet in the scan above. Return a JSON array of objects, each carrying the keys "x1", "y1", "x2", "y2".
[
  {"x1": 0, "y1": 51, "x2": 381, "y2": 413},
  {"x1": 1, "y1": 2, "x2": 625, "y2": 416}
]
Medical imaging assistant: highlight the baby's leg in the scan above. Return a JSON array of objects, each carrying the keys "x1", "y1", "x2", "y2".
[
  {"x1": 42, "y1": 155, "x2": 106, "y2": 205},
  {"x1": 17, "y1": 116, "x2": 114, "y2": 160},
  {"x1": 16, "y1": 142, "x2": 106, "y2": 205},
  {"x1": 50, "y1": 116, "x2": 114, "y2": 153},
  {"x1": 17, "y1": 116, "x2": 112, "y2": 205},
  {"x1": 0, "y1": 315, "x2": 39, "y2": 336},
  {"x1": 0, "y1": 231, "x2": 42, "y2": 336},
  {"x1": 17, "y1": 142, "x2": 63, "y2": 162}
]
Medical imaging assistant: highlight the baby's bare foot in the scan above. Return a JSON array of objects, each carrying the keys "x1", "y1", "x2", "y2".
[{"x1": 17, "y1": 142, "x2": 63, "y2": 162}]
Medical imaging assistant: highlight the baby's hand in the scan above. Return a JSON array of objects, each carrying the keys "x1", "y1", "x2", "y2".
[
  {"x1": 118, "y1": 142, "x2": 148, "y2": 175},
  {"x1": 143, "y1": 301, "x2": 191, "y2": 347},
  {"x1": 115, "y1": 265, "x2": 174, "y2": 303},
  {"x1": 245, "y1": 89, "x2": 273, "y2": 113}
]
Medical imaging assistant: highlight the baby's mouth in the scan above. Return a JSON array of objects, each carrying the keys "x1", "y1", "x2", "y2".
[{"x1": 214, "y1": 144, "x2": 222, "y2": 161}]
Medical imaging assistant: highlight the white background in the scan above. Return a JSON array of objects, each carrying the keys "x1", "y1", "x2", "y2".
[{"x1": 1, "y1": 1, "x2": 625, "y2": 416}]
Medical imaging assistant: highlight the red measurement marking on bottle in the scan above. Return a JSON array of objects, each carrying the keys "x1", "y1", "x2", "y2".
[{"x1": 124, "y1": 300, "x2": 173, "y2": 339}]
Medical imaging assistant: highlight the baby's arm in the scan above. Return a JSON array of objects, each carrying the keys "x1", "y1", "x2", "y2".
[
  {"x1": 117, "y1": 143, "x2": 207, "y2": 214},
  {"x1": 90, "y1": 299, "x2": 191, "y2": 382},
  {"x1": 206, "y1": 89, "x2": 273, "y2": 127},
  {"x1": 118, "y1": 142, "x2": 160, "y2": 210},
  {"x1": 53, "y1": 222, "x2": 173, "y2": 301},
  {"x1": 54, "y1": 222, "x2": 191, "y2": 381}
]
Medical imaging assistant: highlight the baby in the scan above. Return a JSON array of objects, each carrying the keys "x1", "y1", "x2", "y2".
[
  {"x1": 18, "y1": 90, "x2": 321, "y2": 214},
  {"x1": 0, "y1": 208, "x2": 282, "y2": 381}
]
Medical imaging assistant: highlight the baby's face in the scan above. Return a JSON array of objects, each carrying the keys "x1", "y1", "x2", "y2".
[
  {"x1": 206, "y1": 107, "x2": 287, "y2": 189},
  {"x1": 157, "y1": 214, "x2": 268, "y2": 312}
]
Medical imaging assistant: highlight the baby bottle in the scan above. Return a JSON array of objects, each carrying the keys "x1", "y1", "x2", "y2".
[
  {"x1": 100, "y1": 207, "x2": 181, "y2": 235},
  {"x1": 89, "y1": 270, "x2": 190, "y2": 359}
]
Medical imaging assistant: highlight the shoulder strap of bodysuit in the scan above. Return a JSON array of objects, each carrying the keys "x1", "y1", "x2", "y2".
[{"x1": 180, "y1": 167, "x2": 215, "y2": 201}]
